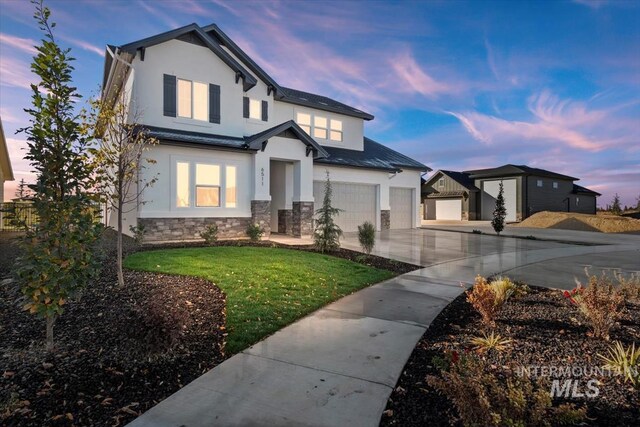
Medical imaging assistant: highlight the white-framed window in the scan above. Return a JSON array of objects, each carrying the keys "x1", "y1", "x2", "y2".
[
  {"x1": 226, "y1": 166, "x2": 237, "y2": 208},
  {"x1": 438, "y1": 178, "x2": 445, "y2": 188},
  {"x1": 176, "y1": 161, "x2": 190, "y2": 207},
  {"x1": 537, "y1": 179, "x2": 543, "y2": 187},
  {"x1": 249, "y1": 99, "x2": 261, "y2": 120},
  {"x1": 175, "y1": 160, "x2": 238, "y2": 209},
  {"x1": 330, "y1": 119, "x2": 342, "y2": 141},
  {"x1": 314, "y1": 116, "x2": 327, "y2": 139},
  {"x1": 178, "y1": 79, "x2": 208, "y2": 121},
  {"x1": 195, "y1": 164, "x2": 220, "y2": 207},
  {"x1": 295, "y1": 111, "x2": 343, "y2": 142},
  {"x1": 576, "y1": 197, "x2": 580, "y2": 206},
  {"x1": 297, "y1": 112, "x2": 311, "y2": 134},
  {"x1": 553, "y1": 181, "x2": 558, "y2": 189}
]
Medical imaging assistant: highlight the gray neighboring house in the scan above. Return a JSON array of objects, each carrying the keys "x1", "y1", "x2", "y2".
[{"x1": 422, "y1": 165, "x2": 600, "y2": 222}]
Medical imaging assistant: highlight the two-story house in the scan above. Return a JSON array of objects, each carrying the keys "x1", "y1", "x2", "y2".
[{"x1": 101, "y1": 23, "x2": 429, "y2": 241}]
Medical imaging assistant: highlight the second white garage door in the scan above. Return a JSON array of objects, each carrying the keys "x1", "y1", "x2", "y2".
[
  {"x1": 313, "y1": 181, "x2": 376, "y2": 232},
  {"x1": 390, "y1": 187, "x2": 413, "y2": 229},
  {"x1": 435, "y1": 199, "x2": 462, "y2": 220}
]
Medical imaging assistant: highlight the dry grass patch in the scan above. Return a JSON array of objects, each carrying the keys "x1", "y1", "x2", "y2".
[{"x1": 516, "y1": 211, "x2": 640, "y2": 233}]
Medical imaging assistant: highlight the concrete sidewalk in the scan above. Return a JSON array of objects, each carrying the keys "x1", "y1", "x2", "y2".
[{"x1": 129, "y1": 229, "x2": 640, "y2": 427}]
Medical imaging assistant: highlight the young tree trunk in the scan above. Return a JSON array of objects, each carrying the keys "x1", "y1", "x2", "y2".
[
  {"x1": 46, "y1": 316, "x2": 55, "y2": 351},
  {"x1": 116, "y1": 202, "x2": 124, "y2": 287}
]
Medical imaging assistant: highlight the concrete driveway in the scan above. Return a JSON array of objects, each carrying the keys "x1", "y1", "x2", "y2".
[{"x1": 129, "y1": 228, "x2": 640, "y2": 427}]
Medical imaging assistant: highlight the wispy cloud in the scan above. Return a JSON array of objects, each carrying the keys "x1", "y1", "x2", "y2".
[
  {"x1": 573, "y1": 0, "x2": 610, "y2": 9},
  {"x1": 0, "y1": 33, "x2": 38, "y2": 55},
  {"x1": 59, "y1": 35, "x2": 104, "y2": 57},
  {"x1": 0, "y1": 56, "x2": 34, "y2": 89},
  {"x1": 387, "y1": 50, "x2": 455, "y2": 99}
]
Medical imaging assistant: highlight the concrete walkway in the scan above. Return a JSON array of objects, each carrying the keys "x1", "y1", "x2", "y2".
[{"x1": 129, "y1": 228, "x2": 640, "y2": 427}]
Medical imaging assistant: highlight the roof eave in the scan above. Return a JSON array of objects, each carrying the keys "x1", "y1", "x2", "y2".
[{"x1": 276, "y1": 96, "x2": 374, "y2": 121}]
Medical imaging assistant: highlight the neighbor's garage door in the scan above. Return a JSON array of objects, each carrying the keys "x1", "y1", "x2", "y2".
[
  {"x1": 481, "y1": 179, "x2": 517, "y2": 222},
  {"x1": 435, "y1": 199, "x2": 462, "y2": 220},
  {"x1": 313, "y1": 181, "x2": 376, "y2": 232},
  {"x1": 390, "y1": 187, "x2": 413, "y2": 229}
]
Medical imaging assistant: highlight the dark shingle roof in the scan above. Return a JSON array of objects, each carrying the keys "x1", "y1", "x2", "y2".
[
  {"x1": 315, "y1": 137, "x2": 430, "y2": 172},
  {"x1": 278, "y1": 87, "x2": 374, "y2": 121},
  {"x1": 573, "y1": 184, "x2": 601, "y2": 196},
  {"x1": 464, "y1": 164, "x2": 578, "y2": 181},
  {"x1": 144, "y1": 126, "x2": 247, "y2": 150},
  {"x1": 442, "y1": 170, "x2": 478, "y2": 191}
]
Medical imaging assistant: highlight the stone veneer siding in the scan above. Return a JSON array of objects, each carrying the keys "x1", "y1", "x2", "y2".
[
  {"x1": 380, "y1": 210, "x2": 390, "y2": 230},
  {"x1": 292, "y1": 201, "x2": 314, "y2": 237},
  {"x1": 251, "y1": 200, "x2": 271, "y2": 238},
  {"x1": 278, "y1": 209, "x2": 293, "y2": 235},
  {"x1": 140, "y1": 217, "x2": 251, "y2": 242}
]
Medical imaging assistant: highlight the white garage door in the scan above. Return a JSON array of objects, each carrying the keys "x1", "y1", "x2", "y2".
[
  {"x1": 313, "y1": 181, "x2": 376, "y2": 232},
  {"x1": 435, "y1": 199, "x2": 462, "y2": 220},
  {"x1": 390, "y1": 187, "x2": 413, "y2": 229},
  {"x1": 481, "y1": 179, "x2": 517, "y2": 222}
]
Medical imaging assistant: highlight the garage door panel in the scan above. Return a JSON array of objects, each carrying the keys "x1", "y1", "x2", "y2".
[
  {"x1": 435, "y1": 199, "x2": 462, "y2": 220},
  {"x1": 390, "y1": 187, "x2": 413, "y2": 229},
  {"x1": 313, "y1": 181, "x2": 376, "y2": 232},
  {"x1": 481, "y1": 179, "x2": 517, "y2": 222}
]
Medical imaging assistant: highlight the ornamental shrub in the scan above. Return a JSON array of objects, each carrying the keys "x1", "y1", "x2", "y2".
[{"x1": 357, "y1": 221, "x2": 376, "y2": 255}]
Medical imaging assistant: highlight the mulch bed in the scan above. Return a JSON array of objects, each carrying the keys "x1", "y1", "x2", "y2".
[
  {"x1": 381, "y1": 286, "x2": 640, "y2": 427},
  {"x1": 1, "y1": 249, "x2": 226, "y2": 426}
]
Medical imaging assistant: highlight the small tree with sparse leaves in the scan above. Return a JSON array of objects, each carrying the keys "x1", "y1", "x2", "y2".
[
  {"x1": 86, "y1": 90, "x2": 158, "y2": 287},
  {"x1": 357, "y1": 221, "x2": 376, "y2": 255},
  {"x1": 610, "y1": 193, "x2": 622, "y2": 215},
  {"x1": 314, "y1": 171, "x2": 343, "y2": 253},
  {"x1": 14, "y1": 0, "x2": 103, "y2": 351},
  {"x1": 491, "y1": 181, "x2": 507, "y2": 235}
]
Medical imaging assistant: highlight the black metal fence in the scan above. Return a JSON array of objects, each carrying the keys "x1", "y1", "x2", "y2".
[{"x1": 0, "y1": 202, "x2": 38, "y2": 231}]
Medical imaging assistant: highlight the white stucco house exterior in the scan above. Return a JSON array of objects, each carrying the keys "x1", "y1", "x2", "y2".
[
  {"x1": 101, "y1": 23, "x2": 430, "y2": 241},
  {"x1": 0, "y1": 117, "x2": 15, "y2": 204}
]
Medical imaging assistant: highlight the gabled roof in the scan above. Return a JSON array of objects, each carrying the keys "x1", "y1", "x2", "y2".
[
  {"x1": 424, "y1": 170, "x2": 478, "y2": 191},
  {"x1": 464, "y1": 164, "x2": 578, "y2": 181},
  {"x1": 202, "y1": 23, "x2": 281, "y2": 95},
  {"x1": 0, "y1": 117, "x2": 14, "y2": 182},
  {"x1": 118, "y1": 23, "x2": 257, "y2": 91},
  {"x1": 573, "y1": 183, "x2": 601, "y2": 196},
  {"x1": 426, "y1": 190, "x2": 467, "y2": 199},
  {"x1": 315, "y1": 137, "x2": 430, "y2": 172},
  {"x1": 277, "y1": 87, "x2": 374, "y2": 121},
  {"x1": 244, "y1": 120, "x2": 328, "y2": 159}
]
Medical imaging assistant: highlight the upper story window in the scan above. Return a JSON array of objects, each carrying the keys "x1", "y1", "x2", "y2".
[
  {"x1": 537, "y1": 179, "x2": 543, "y2": 187},
  {"x1": 178, "y1": 79, "x2": 208, "y2": 121},
  {"x1": 164, "y1": 74, "x2": 220, "y2": 124},
  {"x1": 552, "y1": 182, "x2": 558, "y2": 189},
  {"x1": 438, "y1": 178, "x2": 445, "y2": 187},
  {"x1": 296, "y1": 111, "x2": 343, "y2": 142},
  {"x1": 244, "y1": 97, "x2": 268, "y2": 121}
]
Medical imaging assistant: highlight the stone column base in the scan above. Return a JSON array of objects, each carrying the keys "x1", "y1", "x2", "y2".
[
  {"x1": 292, "y1": 201, "x2": 314, "y2": 237},
  {"x1": 381, "y1": 210, "x2": 390, "y2": 230},
  {"x1": 278, "y1": 209, "x2": 293, "y2": 235},
  {"x1": 251, "y1": 200, "x2": 271, "y2": 238}
]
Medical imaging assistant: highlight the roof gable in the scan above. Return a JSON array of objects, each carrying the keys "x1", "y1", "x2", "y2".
[
  {"x1": 244, "y1": 121, "x2": 329, "y2": 159},
  {"x1": 118, "y1": 23, "x2": 257, "y2": 92},
  {"x1": 424, "y1": 170, "x2": 478, "y2": 191}
]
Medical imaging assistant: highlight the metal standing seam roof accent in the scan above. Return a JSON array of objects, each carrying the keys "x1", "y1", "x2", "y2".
[
  {"x1": 315, "y1": 137, "x2": 430, "y2": 172},
  {"x1": 426, "y1": 190, "x2": 467, "y2": 199}
]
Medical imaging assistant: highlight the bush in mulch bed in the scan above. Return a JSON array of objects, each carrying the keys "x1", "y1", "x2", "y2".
[
  {"x1": 381, "y1": 286, "x2": 640, "y2": 427},
  {"x1": 1, "y1": 258, "x2": 226, "y2": 426}
]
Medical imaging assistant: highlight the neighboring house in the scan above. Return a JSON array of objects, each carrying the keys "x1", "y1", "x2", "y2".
[
  {"x1": 0, "y1": 117, "x2": 15, "y2": 203},
  {"x1": 101, "y1": 23, "x2": 429, "y2": 241},
  {"x1": 423, "y1": 165, "x2": 600, "y2": 222}
]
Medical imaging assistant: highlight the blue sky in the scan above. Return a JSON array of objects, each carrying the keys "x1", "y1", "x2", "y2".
[{"x1": 1, "y1": 0, "x2": 638, "y2": 206}]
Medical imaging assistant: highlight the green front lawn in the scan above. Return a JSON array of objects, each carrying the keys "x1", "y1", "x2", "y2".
[{"x1": 124, "y1": 247, "x2": 394, "y2": 354}]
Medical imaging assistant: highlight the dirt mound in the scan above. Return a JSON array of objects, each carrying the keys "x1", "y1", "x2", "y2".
[{"x1": 516, "y1": 211, "x2": 640, "y2": 233}]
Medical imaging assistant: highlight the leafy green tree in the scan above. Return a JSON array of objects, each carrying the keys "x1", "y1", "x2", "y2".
[
  {"x1": 14, "y1": 179, "x2": 32, "y2": 201},
  {"x1": 314, "y1": 171, "x2": 343, "y2": 253},
  {"x1": 491, "y1": 181, "x2": 507, "y2": 235},
  {"x1": 87, "y1": 94, "x2": 158, "y2": 287},
  {"x1": 611, "y1": 193, "x2": 622, "y2": 215},
  {"x1": 14, "y1": 0, "x2": 103, "y2": 350}
]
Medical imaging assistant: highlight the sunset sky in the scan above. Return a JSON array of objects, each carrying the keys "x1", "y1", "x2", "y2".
[{"x1": 0, "y1": 0, "x2": 638, "y2": 206}]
